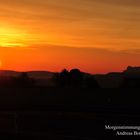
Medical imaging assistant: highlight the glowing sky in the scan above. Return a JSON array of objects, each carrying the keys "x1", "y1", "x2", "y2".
[{"x1": 0, "y1": 0, "x2": 140, "y2": 73}]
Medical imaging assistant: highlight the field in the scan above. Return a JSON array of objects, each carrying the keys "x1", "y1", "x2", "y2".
[{"x1": 0, "y1": 88, "x2": 140, "y2": 139}]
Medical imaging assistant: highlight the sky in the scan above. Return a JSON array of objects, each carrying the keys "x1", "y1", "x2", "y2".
[{"x1": 0, "y1": 0, "x2": 140, "y2": 74}]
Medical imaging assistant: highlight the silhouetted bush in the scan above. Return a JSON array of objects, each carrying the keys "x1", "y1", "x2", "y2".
[
  {"x1": 52, "y1": 72, "x2": 61, "y2": 87},
  {"x1": 121, "y1": 77, "x2": 140, "y2": 88},
  {"x1": 15, "y1": 72, "x2": 35, "y2": 87},
  {"x1": 85, "y1": 76, "x2": 100, "y2": 88},
  {"x1": 0, "y1": 76, "x2": 14, "y2": 87}
]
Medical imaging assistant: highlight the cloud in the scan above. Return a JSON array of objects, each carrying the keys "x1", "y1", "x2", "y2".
[
  {"x1": 118, "y1": 49, "x2": 140, "y2": 55},
  {"x1": 95, "y1": 0, "x2": 140, "y2": 6},
  {"x1": 0, "y1": 0, "x2": 140, "y2": 51},
  {"x1": 0, "y1": 0, "x2": 96, "y2": 22}
]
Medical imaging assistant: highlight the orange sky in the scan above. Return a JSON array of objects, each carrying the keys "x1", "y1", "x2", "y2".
[{"x1": 0, "y1": 0, "x2": 140, "y2": 74}]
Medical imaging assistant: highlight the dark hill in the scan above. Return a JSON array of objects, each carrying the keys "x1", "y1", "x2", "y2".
[{"x1": 0, "y1": 70, "x2": 54, "y2": 79}]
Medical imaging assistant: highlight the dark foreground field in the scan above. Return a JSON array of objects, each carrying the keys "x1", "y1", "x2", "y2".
[{"x1": 0, "y1": 88, "x2": 140, "y2": 139}]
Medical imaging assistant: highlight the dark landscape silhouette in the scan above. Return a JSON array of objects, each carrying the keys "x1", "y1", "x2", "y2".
[
  {"x1": 0, "y1": 66, "x2": 140, "y2": 139},
  {"x1": 0, "y1": 66, "x2": 140, "y2": 88}
]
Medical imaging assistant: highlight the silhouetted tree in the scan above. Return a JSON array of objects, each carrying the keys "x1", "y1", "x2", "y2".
[
  {"x1": 52, "y1": 68, "x2": 101, "y2": 88},
  {"x1": 69, "y1": 69, "x2": 83, "y2": 87},
  {"x1": 59, "y1": 69, "x2": 70, "y2": 87}
]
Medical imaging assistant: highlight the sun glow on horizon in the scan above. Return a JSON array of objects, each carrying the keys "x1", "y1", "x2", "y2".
[{"x1": 0, "y1": 27, "x2": 31, "y2": 47}]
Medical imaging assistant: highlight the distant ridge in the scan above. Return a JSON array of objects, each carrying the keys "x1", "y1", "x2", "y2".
[
  {"x1": 0, "y1": 66, "x2": 140, "y2": 78},
  {"x1": 0, "y1": 70, "x2": 54, "y2": 79},
  {"x1": 124, "y1": 66, "x2": 140, "y2": 74},
  {"x1": 0, "y1": 70, "x2": 19, "y2": 77},
  {"x1": 0, "y1": 66, "x2": 140, "y2": 88}
]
